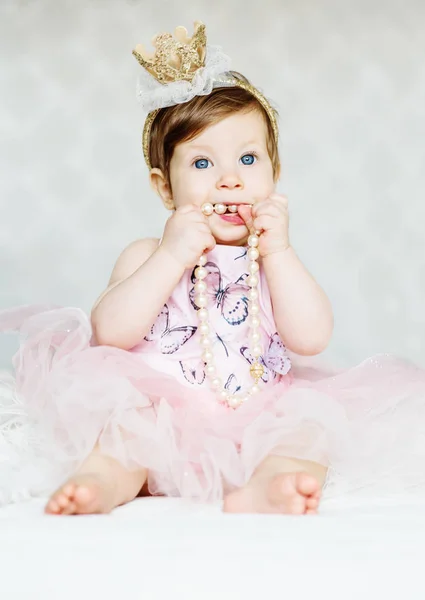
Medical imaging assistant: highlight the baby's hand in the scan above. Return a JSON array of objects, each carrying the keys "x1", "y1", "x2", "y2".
[
  {"x1": 160, "y1": 204, "x2": 216, "y2": 269},
  {"x1": 239, "y1": 194, "x2": 290, "y2": 257}
]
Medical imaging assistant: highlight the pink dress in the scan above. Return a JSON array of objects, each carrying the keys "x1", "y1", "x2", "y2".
[{"x1": 1, "y1": 244, "x2": 425, "y2": 505}]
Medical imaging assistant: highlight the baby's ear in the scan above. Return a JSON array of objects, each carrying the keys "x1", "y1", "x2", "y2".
[{"x1": 150, "y1": 168, "x2": 174, "y2": 210}]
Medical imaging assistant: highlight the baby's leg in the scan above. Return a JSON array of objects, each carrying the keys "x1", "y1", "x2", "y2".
[
  {"x1": 45, "y1": 445, "x2": 147, "y2": 515},
  {"x1": 223, "y1": 455, "x2": 327, "y2": 515}
]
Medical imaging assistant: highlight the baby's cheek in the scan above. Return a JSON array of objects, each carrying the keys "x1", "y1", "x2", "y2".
[
  {"x1": 172, "y1": 183, "x2": 196, "y2": 208},
  {"x1": 178, "y1": 177, "x2": 210, "y2": 207},
  {"x1": 246, "y1": 170, "x2": 274, "y2": 200}
]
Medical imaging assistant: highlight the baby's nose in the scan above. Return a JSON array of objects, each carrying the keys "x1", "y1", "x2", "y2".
[{"x1": 216, "y1": 173, "x2": 243, "y2": 190}]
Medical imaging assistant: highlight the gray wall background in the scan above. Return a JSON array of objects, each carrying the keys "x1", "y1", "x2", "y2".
[{"x1": 0, "y1": 0, "x2": 424, "y2": 368}]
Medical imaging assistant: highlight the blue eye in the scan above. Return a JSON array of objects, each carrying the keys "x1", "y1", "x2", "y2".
[
  {"x1": 194, "y1": 158, "x2": 211, "y2": 169},
  {"x1": 240, "y1": 154, "x2": 256, "y2": 166}
]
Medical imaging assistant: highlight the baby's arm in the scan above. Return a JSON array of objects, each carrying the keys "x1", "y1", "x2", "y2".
[
  {"x1": 91, "y1": 238, "x2": 185, "y2": 349},
  {"x1": 263, "y1": 248, "x2": 334, "y2": 356},
  {"x1": 91, "y1": 204, "x2": 215, "y2": 350}
]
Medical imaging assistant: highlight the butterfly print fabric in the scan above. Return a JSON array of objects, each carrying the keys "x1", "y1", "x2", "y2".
[
  {"x1": 190, "y1": 262, "x2": 250, "y2": 326},
  {"x1": 144, "y1": 304, "x2": 196, "y2": 354},
  {"x1": 133, "y1": 245, "x2": 292, "y2": 391}
]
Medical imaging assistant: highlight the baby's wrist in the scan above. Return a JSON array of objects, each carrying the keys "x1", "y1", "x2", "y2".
[
  {"x1": 261, "y1": 243, "x2": 292, "y2": 259},
  {"x1": 156, "y1": 244, "x2": 187, "y2": 273}
]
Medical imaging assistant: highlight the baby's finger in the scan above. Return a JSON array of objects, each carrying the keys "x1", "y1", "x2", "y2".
[
  {"x1": 251, "y1": 197, "x2": 281, "y2": 218},
  {"x1": 190, "y1": 215, "x2": 210, "y2": 228},
  {"x1": 180, "y1": 208, "x2": 210, "y2": 226},
  {"x1": 197, "y1": 222, "x2": 213, "y2": 236},
  {"x1": 253, "y1": 215, "x2": 276, "y2": 231},
  {"x1": 251, "y1": 200, "x2": 265, "y2": 218},
  {"x1": 238, "y1": 204, "x2": 254, "y2": 230},
  {"x1": 205, "y1": 234, "x2": 216, "y2": 253}
]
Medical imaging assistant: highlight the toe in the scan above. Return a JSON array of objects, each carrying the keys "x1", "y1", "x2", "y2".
[
  {"x1": 306, "y1": 508, "x2": 318, "y2": 515},
  {"x1": 74, "y1": 485, "x2": 97, "y2": 510},
  {"x1": 269, "y1": 473, "x2": 323, "y2": 515},
  {"x1": 62, "y1": 501, "x2": 78, "y2": 516},
  {"x1": 306, "y1": 496, "x2": 319, "y2": 510},
  {"x1": 62, "y1": 483, "x2": 77, "y2": 498},
  {"x1": 312, "y1": 485, "x2": 322, "y2": 497},
  {"x1": 73, "y1": 484, "x2": 111, "y2": 514},
  {"x1": 296, "y1": 473, "x2": 320, "y2": 496},
  {"x1": 45, "y1": 499, "x2": 60, "y2": 514},
  {"x1": 289, "y1": 496, "x2": 307, "y2": 515},
  {"x1": 56, "y1": 493, "x2": 70, "y2": 509}
]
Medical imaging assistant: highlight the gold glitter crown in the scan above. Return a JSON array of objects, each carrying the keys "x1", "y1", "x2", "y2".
[{"x1": 132, "y1": 21, "x2": 207, "y2": 84}]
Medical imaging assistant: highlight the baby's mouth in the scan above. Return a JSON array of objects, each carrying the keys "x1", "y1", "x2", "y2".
[{"x1": 219, "y1": 211, "x2": 246, "y2": 225}]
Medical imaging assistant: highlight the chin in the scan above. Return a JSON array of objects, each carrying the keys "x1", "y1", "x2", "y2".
[{"x1": 213, "y1": 226, "x2": 248, "y2": 246}]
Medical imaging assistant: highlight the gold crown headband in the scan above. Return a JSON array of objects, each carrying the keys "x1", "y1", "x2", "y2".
[{"x1": 132, "y1": 22, "x2": 279, "y2": 169}]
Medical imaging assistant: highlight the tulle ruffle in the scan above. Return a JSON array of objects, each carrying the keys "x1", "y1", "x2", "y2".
[{"x1": 1, "y1": 306, "x2": 425, "y2": 505}]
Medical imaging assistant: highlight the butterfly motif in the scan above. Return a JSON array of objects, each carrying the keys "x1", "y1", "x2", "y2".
[
  {"x1": 240, "y1": 333, "x2": 291, "y2": 382},
  {"x1": 144, "y1": 304, "x2": 196, "y2": 354},
  {"x1": 190, "y1": 262, "x2": 250, "y2": 326},
  {"x1": 263, "y1": 333, "x2": 292, "y2": 375},
  {"x1": 224, "y1": 373, "x2": 242, "y2": 395},
  {"x1": 235, "y1": 248, "x2": 248, "y2": 261},
  {"x1": 179, "y1": 360, "x2": 206, "y2": 385}
]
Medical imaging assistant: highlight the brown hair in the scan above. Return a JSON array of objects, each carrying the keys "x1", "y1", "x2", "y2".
[{"x1": 149, "y1": 74, "x2": 280, "y2": 186}]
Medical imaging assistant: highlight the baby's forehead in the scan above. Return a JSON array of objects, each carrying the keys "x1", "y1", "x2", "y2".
[{"x1": 178, "y1": 110, "x2": 269, "y2": 152}]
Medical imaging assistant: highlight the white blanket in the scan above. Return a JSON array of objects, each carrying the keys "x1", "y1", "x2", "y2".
[{"x1": 1, "y1": 496, "x2": 424, "y2": 600}]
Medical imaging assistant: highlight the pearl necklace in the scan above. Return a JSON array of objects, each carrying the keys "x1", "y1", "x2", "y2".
[{"x1": 194, "y1": 202, "x2": 265, "y2": 409}]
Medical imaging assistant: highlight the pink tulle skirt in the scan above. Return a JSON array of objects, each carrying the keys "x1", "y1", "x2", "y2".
[{"x1": 1, "y1": 305, "x2": 425, "y2": 506}]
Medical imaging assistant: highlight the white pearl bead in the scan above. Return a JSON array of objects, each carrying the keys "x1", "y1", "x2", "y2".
[
  {"x1": 206, "y1": 364, "x2": 216, "y2": 376},
  {"x1": 250, "y1": 303, "x2": 260, "y2": 315},
  {"x1": 202, "y1": 349, "x2": 213, "y2": 362},
  {"x1": 247, "y1": 247, "x2": 259, "y2": 261},
  {"x1": 250, "y1": 384, "x2": 260, "y2": 395},
  {"x1": 249, "y1": 316, "x2": 260, "y2": 328},
  {"x1": 211, "y1": 378, "x2": 222, "y2": 389},
  {"x1": 197, "y1": 308, "x2": 209, "y2": 322},
  {"x1": 199, "y1": 323, "x2": 210, "y2": 336},
  {"x1": 248, "y1": 288, "x2": 258, "y2": 301},
  {"x1": 227, "y1": 396, "x2": 241, "y2": 408},
  {"x1": 249, "y1": 331, "x2": 261, "y2": 343},
  {"x1": 194, "y1": 281, "x2": 207, "y2": 293},
  {"x1": 248, "y1": 234, "x2": 259, "y2": 247},
  {"x1": 201, "y1": 202, "x2": 214, "y2": 216},
  {"x1": 200, "y1": 336, "x2": 212, "y2": 348},
  {"x1": 198, "y1": 254, "x2": 207, "y2": 266},
  {"x1": 249, "y1": 261, "x2": 259, "y2": 274},
  {"x1": 219, "y1": 389, "x2": 228, "y2": 400},
  {"x1": 195, "y1": 294, "x2": 208, "y2": 308},
  {"x1": 247, "y1": 275, "x2": 258, "y2": 287},
  {"x1": 214, "y1": 203, "x2": 226, "y2": 215},
  {"x1": 228, "y1": 205, "x2": 238, "y2": 213},
  {"x1": 195, "y1": 266, "x2": 207, "y2": 280},
  {"x1": 252, "y1": 345, "x2": 262, "y2": 358}
]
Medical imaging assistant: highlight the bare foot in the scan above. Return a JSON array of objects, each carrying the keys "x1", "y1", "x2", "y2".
[
  {"x1": 45, "y1": 473, "x2": 118, "y2": 516},
  {"x1": 223, "y1": 471, "x2": 321, "y2": 515}
]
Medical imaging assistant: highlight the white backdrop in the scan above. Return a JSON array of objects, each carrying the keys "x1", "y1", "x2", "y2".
[{"x1": 0, "y1": 0, "x2": 424, "y2": 368}]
